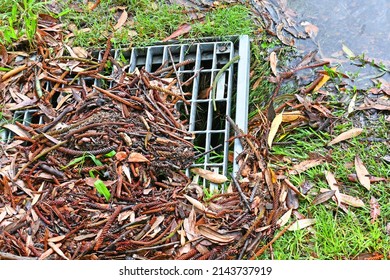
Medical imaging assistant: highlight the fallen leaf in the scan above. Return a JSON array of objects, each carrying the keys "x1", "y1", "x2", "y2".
[
  {"x1": 327, "y1": 128, "x2": 363, "y2": 146},
  {"x1": 0, "y1": 210, "x2": 7, "y2": 224},
  {"x1": 268, "y1": 112, "x2": 283, "y2": 148},
  {"x1": 184, "y1": 194, "x2": 216, "y2": 215},
  {"x1": 270, "y1": 51, "x2": 278, "y2": 76},
  {"x1": 72, "y1": 47, "x2": 88, "y2": 58},
  {"x1": 325, "y1": 171, "x2": 341, "y2": 206},
  {"x1": 347, "y1": 173, "x2": 388, "y2": 183},
  {"x1": 301, "y1": 180, "x2": 314, "y2": 195},
  {"x1": 183, "y1": 207, "x2": 198, "y2": 241},
  {"x1": 289, "y1": 158, "x2": 325, "y2": 175},
  {"x1": 48, "y1": 242, "x2": 68, "y2": 260},
  {"x1": 302, "y1": 21, "x2": 319, "y2": 38},
  {"x1": 128, "y1": 152, "x2": 149, "y2": 163},
  {"x1": 312, "y1": 190, "x2": 336, "y2": 205},
  {"x1": 197, "y1": 225, "x2": 235, "y2": 244},
  {"x1": 347, "y1": 92, "x2": 357, "y2": 114},
  {"x1": 339, "y1": 193, "x2": 365, "y2": 207},
  {"x1": 288, "y1": 218, "x2": 316, "y2": 231},
  {"x1": 114, "y1": 10, "x2": 128, "y2": 30},
  {"x1": 282, "y1": 111, "x2": 306, "y2": 123},
  {"x1": 190, "y1": 168, "x2": 228, "y2": 184},
  {"x1": 31, "y1": 182, "x2": 45, "y2": 206},
  {"x1": 313, "y1": 74, "x2": 330, "y2": 92},
  {"x1": 276, "y1": 208, "x2": 292, "y2": 227},
  {"x1": 386, "y1": 223, "x2": 390, "y2": 236},
  {"x1": 370, "y1": 196, "x2": 380, "y2": 223},
  {"x1": 355, "y1": 155, "x2": 371, "y2": 190},
  {"x1": 2, "y1": 124, "x2": 31, "y2": 138},
  {"x1": 162, "y1": 23, "x2": 191, "y2": 42},
  {"x1": 115, "y1": 151, "x2": 128, "y2": 161},
  {"x1": 342, "y1": 44, "x2": 356, "y2": 58},
  {"x1": 48, "y1": 235, "x2": 66, "y2": 243}
]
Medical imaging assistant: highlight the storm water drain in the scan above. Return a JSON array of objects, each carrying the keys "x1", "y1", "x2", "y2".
[{"x1": 1, "y1": 35, "x2": 250, "y2": 189}]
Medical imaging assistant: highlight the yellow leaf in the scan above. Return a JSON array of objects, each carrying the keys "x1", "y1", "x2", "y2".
[
  {"x1": 355, "y1": 155, "x2": 371, "y2": 190},
  {"x1": 342, "y1": 44, "x2": 356, "y2": 58},
  {"x1": 268, "y1": 112, "x2": 283, "y2": 148},
  {"x1": 313, "y1": 67, "x2": 337, "y2": 92},
  {"x1": 327, "y1": 128, "x2": 363, "y2": 146}
]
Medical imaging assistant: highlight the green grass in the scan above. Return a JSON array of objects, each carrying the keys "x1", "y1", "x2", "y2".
[{"x1": 257, "y1": 113, "x2": 390, "y2": 259}]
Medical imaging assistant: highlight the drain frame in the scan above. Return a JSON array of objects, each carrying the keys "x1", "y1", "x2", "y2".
[{"x1": 1, "y1": 35, "x2": 250, "y2": 189}]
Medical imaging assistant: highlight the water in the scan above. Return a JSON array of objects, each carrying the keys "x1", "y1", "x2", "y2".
[{"x1": 288, "y1": 0, "x2": 390, "y2": 69}]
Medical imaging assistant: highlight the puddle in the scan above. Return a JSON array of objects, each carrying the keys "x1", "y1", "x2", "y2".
[{"x1": 287, "y1": 0, "x2": 390, "y2": 86}]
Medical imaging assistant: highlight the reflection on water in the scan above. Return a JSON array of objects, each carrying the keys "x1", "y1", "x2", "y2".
[{"x1": 288, "y1": 0, "x2": 390, "y2": 67}]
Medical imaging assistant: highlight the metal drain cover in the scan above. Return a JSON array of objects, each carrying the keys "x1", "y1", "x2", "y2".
[{"x1": 1, "y1": 35, "x2": 250, "y2": 188}]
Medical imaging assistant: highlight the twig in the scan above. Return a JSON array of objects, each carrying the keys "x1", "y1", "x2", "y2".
[
  {"x1": 231, "y1": 173, "x2": 251, "y2": 212},
  {"x1": 122, "y1": 241, "x2": 179, "y2": 254},
  {"x1": 168, "y1": 48, "x2": 188, "y2": 115},
  {"x1": 14, "y1": 140, "x2": 67, "y2": 180},
  {"x1": 250, "y1": 221, "x2": 293, "y2": 259},
  {"x1": 92, "y1": 85, "x2": 143, "y2": 110},
  {"x1": 0, "y1": 252, "x2": 37, "y2": 260}
]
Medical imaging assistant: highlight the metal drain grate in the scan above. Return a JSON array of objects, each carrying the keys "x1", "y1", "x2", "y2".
[{"x1": 1, "y1": 35, "x2": 250, "y2": 188}]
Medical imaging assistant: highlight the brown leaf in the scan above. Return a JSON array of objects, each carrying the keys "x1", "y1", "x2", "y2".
[
  {"x1": 347, "y1": 173, "x2": 388, "y2": 183},
  {"x1": 183, "y1": 207, "x2": 198, "y2": 241},
  {"x1": 327, "y1": 128, "x2": 363, "y2": 146},
  {"x1": 325, "y1": 171, "x2": 341, "y2": 206},
  {"x1": 2, "y1": 124, "x2": 31, "y2": 138},
  {"x1": 190, "y1": 168, "x2": 227, "y2": 184},
  {"x1": 114, "y1": 10, "x2": 128, "y2": 30},
  {"x1": 301, "y1": 180, "x2": 314, "y2": 195},
  {"x1": 48, "y1": 242, "x2": 68, "y2": 260},
  {"x1": 370, "y1": 196, "x2": 380, "y2": 223},
  {"x1": 197, "y1": 225, "x2": 235, "y2": 244},
  {"x1": 162, "y1": 23, "x2": 192, "y2": 42},
  {"x1": 72, "y1": 47, "x2": 88, "y2": 58},
  {"x1": 312, "y1": 190, "x2": 336, "y2": 205},
  {"x1": 270, "y1": 51, "x2": 278, "y2": 76},
  {"x1": 289, "y1": 158, "x2": 325, "y2": 175},
  {"x1": 115, "y1": 151, "x2": 128, "y2": 161},
  {"x1": 0, "y1": 44, "x2": 8, "y2": 65},
  {"x1": 183, "y1": 194, "x2": 216, "y2": 215},
  {"x1": 128, "y1": 152, "x2": 149, "y2": 163},
  {"x1": 286, "y1": 187, "x2": 299, "y2": 209},
  {"x1": 355, "y1": 155, "x2": 371, "y2": 190},
  {"x1": 302, "y1": 21, "x2": 319, "y2": 38},
  {"x1": 339, "y1": 193, "x2": 365, "y2": 207}
]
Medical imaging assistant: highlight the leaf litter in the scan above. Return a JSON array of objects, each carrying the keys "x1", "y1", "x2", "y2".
[{"x1": 1, "y1": 1, "x2": 389, "y2": 260}]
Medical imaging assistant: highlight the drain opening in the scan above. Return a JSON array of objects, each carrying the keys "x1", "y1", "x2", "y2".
[{"x1": 1, "y1": 36, "x2": 250, "y2": 189}]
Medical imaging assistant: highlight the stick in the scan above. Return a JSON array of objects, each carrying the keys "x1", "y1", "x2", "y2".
[
  {"x1": 250, "y1": 222, "x2": 293, "y2": 259},
  {"x1": 231, "y1": 173, "x2": 251, "y2": 212}
]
